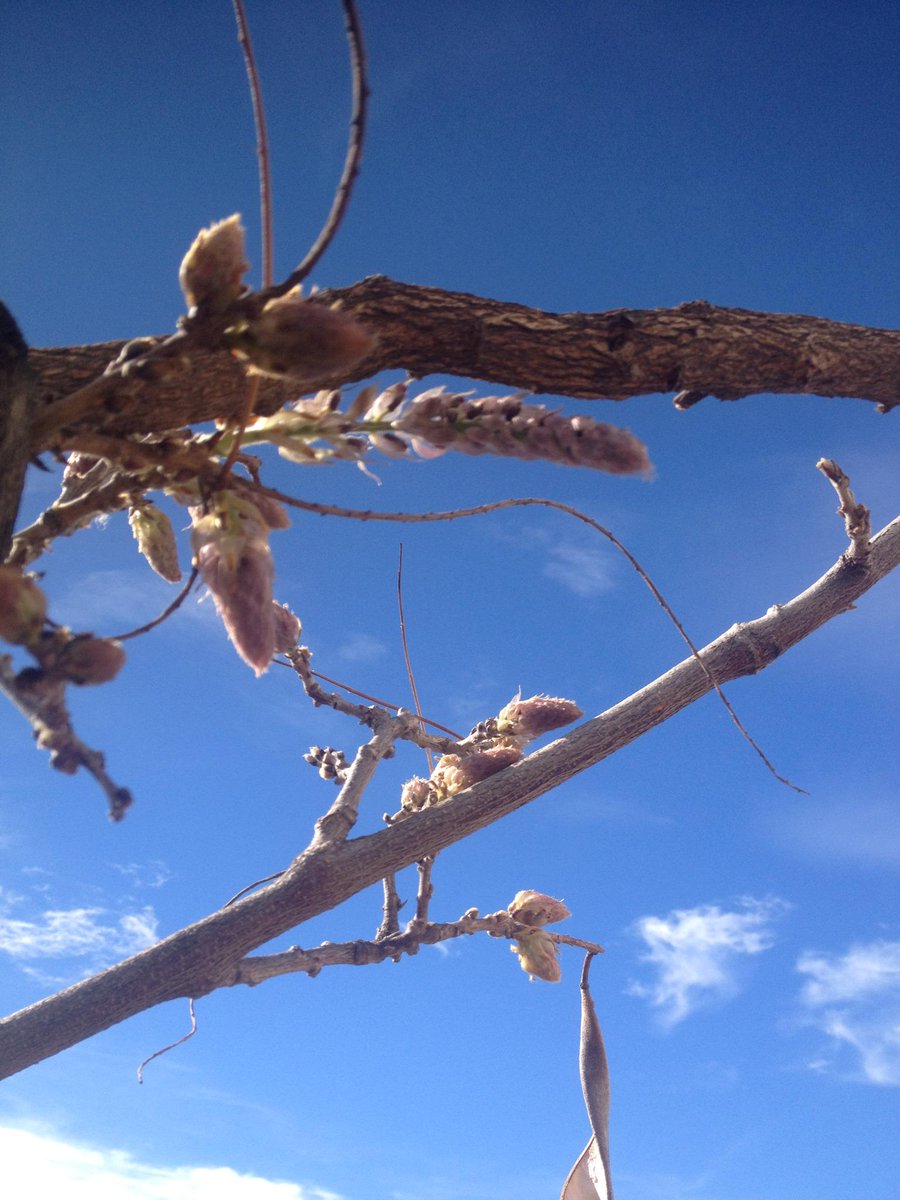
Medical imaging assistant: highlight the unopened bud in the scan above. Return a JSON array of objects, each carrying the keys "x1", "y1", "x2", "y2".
[
  {"x1": 508, "y1": 890, "x2": 571, "y2": 927},
  {"x1": 0, "y1": 567, "x2": 47, "y2": 646},
  {"x1": 272, "y1": 601, "x2": 302, "y2": 652},
  {"x1": 400, "y1": 776, "x2": 433, "y2": 813},
  {"x1": 58, "y1": 636, "x2": 126, "y2": 686},
  {"x1": 496, "y1": 694, "x2": 583, "y2": 740},
  {"x1": 511, "y1": 929, "x2": 561, "y2": 982},
  {"x1": 179, "y1": 215, "x2": 249, "y2": 312},
  {"x1": 227, "y1": 291, "x2": 374, "y2": 382},
  {"x1": 128, "y1": 504, "x2": 182, "y2": 582},
  {"x1": 431, "y1": 745, "x2": 522, "y2": 800}
]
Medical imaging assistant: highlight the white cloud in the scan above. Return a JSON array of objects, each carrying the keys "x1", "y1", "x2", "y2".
[
  {"x1": 0, "y1": 905, "x2": 157, "y2": 961},
  {"x1": 0, "y1": 1127, "x2": 342, "y2": 1200},
  {"x1": 543, "y1": 541, "x2": 615, "y2": 597},
  {"x1": 628, "y1": 897, "x2": 786, "y2": 1027},
  {"x1": 795, "y1": 940, "x2": 900, "y2": 1085},
  {"x1": 336, "y1": 633, "x2": 388, "y2": 663},
  {"x1": 770, "y1": 796, "x2": 900, "y2": 868}
]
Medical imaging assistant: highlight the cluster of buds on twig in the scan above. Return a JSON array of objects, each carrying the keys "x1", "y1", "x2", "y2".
[
  {"x1": 189, "y1": 490, "x2": 290, "y2": 675},
  {"x1": 398, "y1": 693, "x2": 584, "y2": 816},
  {"x1": 234, "y1": 381, "x2": 650, "y2": 477},
  {"x1": 304, "y1": 745, "x2": 350, "y2": 784},
  {"x1": 508, "y1": 890, "x2": 572, "y2": 983}
]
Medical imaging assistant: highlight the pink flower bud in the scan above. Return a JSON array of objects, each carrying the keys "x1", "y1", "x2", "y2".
[
  {"x1": 190, "y1": 493, "x2": 276, "y2": 675},
  {"x1": 227, "y1": 291, "x2": 374, "y2": 382},
  {"x1": 0, "y1": 567, "x2": 47, "y2": 646},
  {"x1": 508, "y1": 890, "x2": 571, "y2": 927},
  {"x1": 430, "y1": 745, "x2": 522, "y2": 799},
  {"x1": 58, "y1": 636, "x2": 126, "y2": 686},
  {"x1": 496, "y1": 694, "x2": 583, "y2": 740},
  {"x1": 512, "y1": 929, "x2": 561, "y2": 982},
  {"x1": 179, "y1": 215, "x2": 249, "y2": 312},
  {"x1": 272, "y1": 601, "x2": 302, "y2": 652}
]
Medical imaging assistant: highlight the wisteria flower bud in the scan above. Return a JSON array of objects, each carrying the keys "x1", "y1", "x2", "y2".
[
  {"x1": 227, "y1": 290, "x2": 374, "y2": 382},
  {"x1": 272, "y1": 601, "x2": 302, "y2": 652},
  {"x1": 400, "y1": 776, "x2": 433, "y2": 813},
  {"x1": 128, "y1": 504, "x2": 182, "y2": 582},
  {"x1": 58, "y1": 636, "x2": 126, "y2": 686},
  {"x1": 496, "y1": 694, "x2": 583, "y2": 740},
  {"x1": 179, "y1": 215, "x2": 249, "y2": 312},
  {"x1": 0, "y1": 567, "x2": 47, "y2": 646},
  {"x1": 190, "y1": 493, "x2": 276, "y2": 675},
  {"x1": 431, "y1": 745, "x2": 523, "y2": 800},
  {"x1": 508, "y1": 890, "x2": 571, "y2": 927},
  {"x1": 512, "y1": 929, "x2": 561, "y2": 983}
]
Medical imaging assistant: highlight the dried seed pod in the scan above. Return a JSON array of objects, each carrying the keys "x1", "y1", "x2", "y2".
[
  {"x1": 0, "y1": 566, "x2": 47, "y2": 646},
  {"x1": 128, "y1": 504, "x2": 182, "y2": 582},
  {"x1": 179, "y1": 214, "x2": 249, "y2": 312}
]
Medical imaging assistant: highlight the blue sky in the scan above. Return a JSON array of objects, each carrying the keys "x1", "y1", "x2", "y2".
[{"x1": 2, "y1": 2, "x2": 899, "y2": 1198}]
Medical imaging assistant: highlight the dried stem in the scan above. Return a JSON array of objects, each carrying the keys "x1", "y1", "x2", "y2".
[
  {"x1": 136, "y1": 998, "x2": 197, "y2": 1084},
  {"x1": 397, "y1": 543, "x2": 432, "y2": 772}
]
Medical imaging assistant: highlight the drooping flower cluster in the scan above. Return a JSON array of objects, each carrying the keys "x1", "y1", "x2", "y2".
[
  {"x1": 239, "y1": 381, "x2": 650, "y2": 477},
  {"x1": 190, "y1": 491, "x2": 290, "y2": 675}
]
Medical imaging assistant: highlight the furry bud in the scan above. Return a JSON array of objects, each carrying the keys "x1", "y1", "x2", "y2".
[
  {"x1": 128, "y1": 504, "x2": 182, "y2": 582},
  {"x1": 58, "y1": 636, "x2": 126, "y2": 686},
  {"x1": 512, "y1": 929, "x2": 561, "y2": 982},
  {"x1": 508, "y1": 890, "x2": 571, "y2": 927},
  {"x1": 0, "y1": 567, "x2": 47, "y2": 646},
  {"x1": 179, "y1": 215, "x2": 249, "y2": 312}
]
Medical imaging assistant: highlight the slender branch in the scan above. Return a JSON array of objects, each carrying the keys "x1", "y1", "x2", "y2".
[
  {"x1": 1, "y1": 514, "x2": 897, "y2": 1079},
  {"x1": 397, "y1": 543, "x2": 432, "y2": 771},
  {"x1": 136, "y1": 998, "x2": 197, "y2": 1084},
  {"x1": 111, "y1": 568, "x2": 199, "y2": 642}
]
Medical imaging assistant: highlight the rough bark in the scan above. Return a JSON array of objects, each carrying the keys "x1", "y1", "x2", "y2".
[
  {"x1": 1, "y1": 514, "x2": 897, "y2": 1081},
  {"x1": 0, "y1": 303, "x2": 37, "y2": 559},
  {"x1": 26, "y1": 278, "x2": 900, "y2": 449}
]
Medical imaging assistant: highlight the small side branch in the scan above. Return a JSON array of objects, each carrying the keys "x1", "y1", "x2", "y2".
[
  {"x1": 229, "y1": 908, "x2": 604, "y2": 988},
  {"x1": 817, "y1": 458, "x2": 872, "y2": 560}
]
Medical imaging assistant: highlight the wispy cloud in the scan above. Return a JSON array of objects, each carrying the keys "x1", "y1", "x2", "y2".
[
  {"x1": 54, "y1": 568, "x2": 174, "y2": 631},
  {"x1": 0, "y1": 1126, "x2": 343, "y2": 1200},
  {"x1": 769, "y1": 795, "x2": 900, "y2": 868},
  {"x1": 336, "y1": 633, "x2": 388, "y2": 663},
  {"x1": 795, "y1": 939, "x2": 900, "y2": 1085},
  {"x1": 542, "y1": 540, "x2": 615, "y2": 597},
  {"x1": 110, "y1": 860, "x2": 173, "y2": 890},
  {"x1": 628, "y1": 897, "x2": 787, "y2": 1027},
  {"x1": 0, "y1": 905, "x2": 157, "y2": 963}
]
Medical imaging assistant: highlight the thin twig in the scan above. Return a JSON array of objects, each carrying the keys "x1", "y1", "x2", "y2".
[
  {"x1": 137, "y1": 998, "x2": 198, "y2": 1083},
  {"x1": 112, "y1": 568, "x2": 199, "y2": 642},
  {"x1": 397, "y1": 543, "x2": 433, "y2": 772},
  {"x1": 256, "y1": 483, "x2": 804, "y2": 792},
  {"x1": 232, "y1": 0, "x2": 274, "y2": 289},
  {"x1": 817, "y1": 458, "x2": 872, "y2": 560},
  {"x1": 265, "y1": 0, "x2": 368, "y2": 296},
  {"x1": 223, "y1": 869, "x2": 287, "y2": 908}
]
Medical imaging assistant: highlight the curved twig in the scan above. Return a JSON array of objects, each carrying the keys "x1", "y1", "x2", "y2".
[{"x1": 264, "y1": 0, "x2": 368, "y2": 297}]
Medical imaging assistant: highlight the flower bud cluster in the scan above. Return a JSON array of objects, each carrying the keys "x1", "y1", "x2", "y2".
[
  {"x1": 399, "y1": 692, "x2": 582, "y2": 816},
  {"x1": 508, "y1": 890, "x2": 571, "y2": 983},
  {"x1": 304, "y1": 745, "x2": 349, "y2": 784},
  {"x1": 190, "y1": 491, "x2": 288, "y2": 675}
]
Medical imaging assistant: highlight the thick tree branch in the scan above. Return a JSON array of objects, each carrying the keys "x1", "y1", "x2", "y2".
[
  {"x1": 1, "y1": 513, "x2": 897, "y2": 1080},
  {"x1": 25, "y1": 279, "x2": 900, "y2": 449}
]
